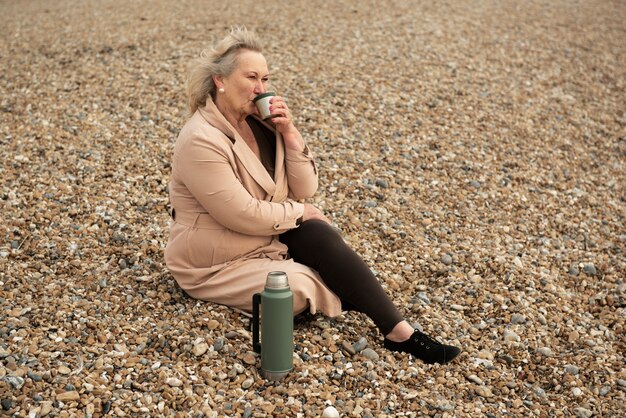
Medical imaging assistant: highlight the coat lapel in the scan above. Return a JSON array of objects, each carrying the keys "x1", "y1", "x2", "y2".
[
  {"x1": 254, "y1": 117, "x2": 287, "y2": 201},
  {"x1": 199, "y1": 99, "x2": 277, "y2": 197}
]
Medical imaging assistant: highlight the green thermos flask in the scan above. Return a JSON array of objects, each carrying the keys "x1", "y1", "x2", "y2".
[{"x1": 252, "y1": 271, "x2": 294, "y2": 381}]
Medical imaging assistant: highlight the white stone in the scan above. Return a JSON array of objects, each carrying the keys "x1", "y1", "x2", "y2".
[
  {"x1": 322, "y1": 406, "x2": 340, "y2": 417},
  {"x1": 165, "y1": 377, "x2": 183, "y2": 387}
]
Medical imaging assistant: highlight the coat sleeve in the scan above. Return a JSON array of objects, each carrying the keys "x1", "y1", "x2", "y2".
[
  {"x1": 285, "y1": 144, "x2": 318, "y2": 200},
  {"x1": 175, "y1": 133, "x2": 304, "y2": 236}
]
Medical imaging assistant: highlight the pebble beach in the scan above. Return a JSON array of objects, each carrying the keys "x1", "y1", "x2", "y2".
[{"x1": 1, "y1": 0, "x2": 624, "y2": 416}]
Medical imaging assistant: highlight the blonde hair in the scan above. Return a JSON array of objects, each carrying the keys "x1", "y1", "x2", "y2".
[{"x1": 186, "y1": 27, "x2": 263, "y2": 115}]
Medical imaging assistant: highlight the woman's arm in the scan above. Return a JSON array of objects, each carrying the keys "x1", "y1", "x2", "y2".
[
  {"x1": 176, "y1": 133, "x2": 304, "y2": 236},
  {"x1": 268, "y1": 96, "x2": 319, "y2": 199},
  {"x1": 285, "y1": 144, "x2": 318, "y2": 199}
]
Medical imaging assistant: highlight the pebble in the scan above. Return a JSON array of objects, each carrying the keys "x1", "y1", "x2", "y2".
[
  {"x1": 56, "y1": 391, "x2": 80, "y2": 402},
  {"x1": 352, "y1": 337, "x2": 368, "y2": 353},
  {"x1": 341, "y1": 340, "x2": 356, "y2": 355},
  {"x1": 510, "y1": 314, "x2": 526, "y2": 324},
  {"x1": 572, "y1": 387, "x2": 583, "y2": 397},
  {"x1": 242, "y1": 353, "x2": 257, "y2": 365},
  {"x1": 2, "y1": 399, "x2": 13, "y2": 411},
  {"x1": 58, "y1": 366, "x2": 71, "y2": 375},
  {"x1": 241, "y1": 378, "x2": 254, "y2": 389},
  {"x1": 476, "y1": 386, "x2": 494, "y2": 398},
  {"x1": 416, "y1": 292, "x2": 430, "y2": 304},
  {"x1": 617, "y1": 379, "x2": 626, "y2": 387},
  {"x1": 466, "y1": 374, "x2": 483, "y2": 385},
  {"x1": 503, "y1": 330, "x2": 521, "y2": 342},
  {"x1": 165, "y1": 377, "x2": 183, "y2": 387},
  {"x1": 322, "y1": 406, "x2": 340, "y2": 417},
  {"x1": 374, "y1": 179, "x2": 388, "y2": 188},
  {"x1": 40, "y1": 402, "x2": 52, "y2": 416},
  {"x1": 361, "y1": 348, "x2": 379, "y2": 361},
  {"x1": 192, "y1": 338, "x2": 209, "y2": 356},
  {"x1": 441, "y1": 254, "x2": 453, "y2": 265},
  {"x1": 537, "y1": 347, "x2": 552, "y2": 356},
  {"x1": 569, "y1": 330, "x2": 580, "y2": 342},
  {"x1": 565, "y1": 365, "x2": 579, "y2": 375},
  {"x1": 573, "y1": 407, "x2": 593, "y2": 418},
  {"x1": 568, "y1": 266, "x2": 580, "y2": 276},
  {"x1": 206, "y1": 319, "x2": 220, "y2": 330},
  {"x1": 2, "y1": 376, "x2": 24, "y2": 390},
  {"x1": 213, "y1": 337, "x2": 225, "y2": 352},
  {"x1": 583, "y1": 264, "x2": 597, "y2": 276}
]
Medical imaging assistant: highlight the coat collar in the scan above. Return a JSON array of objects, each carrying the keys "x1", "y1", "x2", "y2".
[{"x1": 198, "y1": 98, "x2": 281, "y2": 197}]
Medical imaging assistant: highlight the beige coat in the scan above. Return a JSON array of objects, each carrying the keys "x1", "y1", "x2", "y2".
[{"x1": 164, "y1": 98, "x2": 341, "y2": 317}]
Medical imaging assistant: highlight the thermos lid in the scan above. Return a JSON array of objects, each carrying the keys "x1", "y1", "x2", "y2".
[{"x1": 265, "y1": 271, "x2": 289, "y2": 289}]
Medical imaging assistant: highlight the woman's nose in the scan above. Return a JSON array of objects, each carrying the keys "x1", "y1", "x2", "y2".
[{"x1": 254, "y1": 80, "x2": 266, "y2": 94}]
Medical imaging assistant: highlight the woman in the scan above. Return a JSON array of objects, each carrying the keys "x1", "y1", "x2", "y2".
[{"x1": 165, "y1": 28, "x2": 461, "y2": 365}]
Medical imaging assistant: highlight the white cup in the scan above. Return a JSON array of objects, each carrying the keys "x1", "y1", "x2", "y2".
[{"x1": 254, "y1": 92, "x2": 278, "y2": 120}]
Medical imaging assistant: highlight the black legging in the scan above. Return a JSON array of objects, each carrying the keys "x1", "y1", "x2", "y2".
[{"x1": 279, "y1": 220, "x2": 404, "y2": 335}]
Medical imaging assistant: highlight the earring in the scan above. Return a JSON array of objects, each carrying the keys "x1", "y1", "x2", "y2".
[{"x1": 218, "y1": 87, "x2": 225, "y2": 93}]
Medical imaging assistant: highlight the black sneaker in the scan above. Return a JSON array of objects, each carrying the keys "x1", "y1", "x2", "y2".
[{"x1": 384, "y1": 330, "x2": 461, "y2": 364}]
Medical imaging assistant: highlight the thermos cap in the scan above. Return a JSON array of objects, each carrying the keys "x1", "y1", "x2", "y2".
[{"x1": 265, "y1": 271, "x2": 289, "y2": 289}]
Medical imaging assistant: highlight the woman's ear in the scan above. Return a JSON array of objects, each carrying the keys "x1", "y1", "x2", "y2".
[{"x1": 213, "y1": 75, "x2": 224, "y2": 90}]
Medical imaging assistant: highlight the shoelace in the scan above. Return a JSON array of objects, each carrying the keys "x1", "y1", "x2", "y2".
[{"x1": 413, "y1": 331, "x2": 442, "y2": 349}]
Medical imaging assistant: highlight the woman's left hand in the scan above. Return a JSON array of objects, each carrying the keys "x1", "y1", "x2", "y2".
[{"x1": 269, "y1": 96, "x2": 305, "y2": 152}]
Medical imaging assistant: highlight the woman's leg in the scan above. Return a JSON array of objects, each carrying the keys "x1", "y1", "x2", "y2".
[
  {"x1": 280, "y1": 220, "x2": 461, "y2": 364},
  {"x1": 279, "y1": 220, "x2": 404, "y2": 335}
]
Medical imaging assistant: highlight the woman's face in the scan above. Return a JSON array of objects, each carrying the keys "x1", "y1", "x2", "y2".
[{"x1": 218, "y1": 50, "x2": 270, "y2": 118}]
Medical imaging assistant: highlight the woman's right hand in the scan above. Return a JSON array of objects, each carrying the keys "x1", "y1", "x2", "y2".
[{"x1": 302, "y1": 203, "x2": 331, "y2": 224}]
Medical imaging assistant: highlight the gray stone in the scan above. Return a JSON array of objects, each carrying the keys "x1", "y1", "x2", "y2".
[
  {"x1": 583, "y1": 263, "x2": 597, "y2": 275},
  {"x1": 573, "y1": 407, "x2": 593, "y2": 418},
  {"x1": 564, "y1": 365, "x2": 579, "y2": 375},
  {"x1": 27, "y1": 371, "x2": 43, "y2": 382},
  {"x1": 1, "y1": 399, "x2": 12, "y2": 411},
  {"x1": 361, "y1": 348, "x2": 379, "y2": 361},
  {"x1": 243, "y1": 406, "x2": 253, "y2": 418},
  {"x1": 510, "y1": 314, "x2": 526, "y2": 324},
  {"x1": 417, "y1": 292, "x2": 430, "y2": 304},
  {"x1": 2, "y1": 376, "x2": 24, "y2": 390},
  {"x1": 352, "y1": 337, "x2": 368, "y2": 353},
  {"x1": 438, "y1": 403, "x2": 455, "y2": 411},
  {"x1": 375, "y1": 179, "x2": 389, "y2": 188},
  {"x1": 503, "y1": 329, "x2": 521, "y2": 342},
  {"x1": 440, "y1": 253, "x2": 453, "y2": 265},
  {"x1": 537, "y1": 347, "x2": 552, "y2": 356},
  {"x1": 213, "y1": 337, "x2": 225, "y2": 352}
]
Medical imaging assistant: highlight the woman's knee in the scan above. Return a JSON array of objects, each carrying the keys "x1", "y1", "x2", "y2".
[{"x1": 296, "y1": 220, "x2": 344, "y2": 248}]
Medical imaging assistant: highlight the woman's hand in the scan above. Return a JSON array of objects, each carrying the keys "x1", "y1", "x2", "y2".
[
  {"x1": 302, "y1": 203, "x2": 331, "y2": 224},
  {"x1": 269, "y1": 96, "x2": 305, "y2": 152}
]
